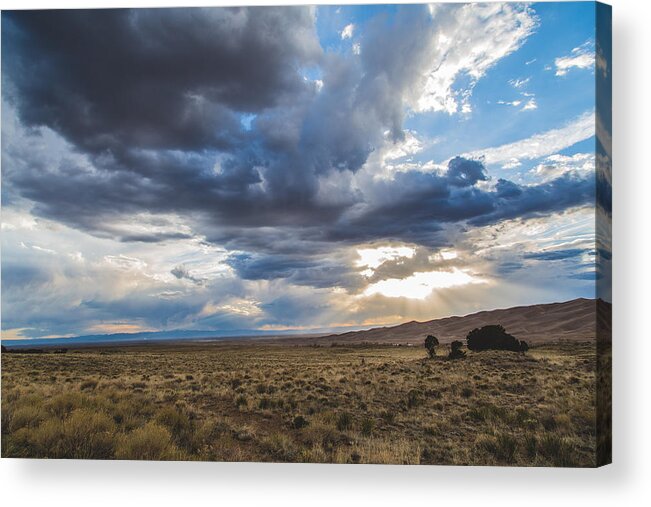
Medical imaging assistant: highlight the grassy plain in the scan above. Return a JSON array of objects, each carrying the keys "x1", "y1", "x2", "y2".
[{"x1": 1, "y1": 341, "x2": 603, "y2": 466}]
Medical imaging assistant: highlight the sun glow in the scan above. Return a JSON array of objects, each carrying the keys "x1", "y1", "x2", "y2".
[{"x1": 363, "y1": 268, "x2": 482, "y2": 299}]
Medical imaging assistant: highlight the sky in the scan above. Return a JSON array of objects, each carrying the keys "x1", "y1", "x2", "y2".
[{"x1": 0, "y1": 3, "x2": 612, "y2": 340}]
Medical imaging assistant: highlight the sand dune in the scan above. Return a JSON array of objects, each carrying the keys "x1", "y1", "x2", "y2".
[{"x1": 316, "y1": 298, "x2": 608, "y2": 345}]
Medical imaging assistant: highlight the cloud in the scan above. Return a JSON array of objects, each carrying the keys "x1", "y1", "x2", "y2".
[
  {"x1": 523, "y1": 248, "x2": 587, "y2": 261},
  {"x1": 497, "y1": 100, "x2": 523, "y2": 107},
  {"x1": 413, "y1": 3, "x2": 538, "y2": 114},
  {"x1": 171, "y1": 265, "x2": 206, "y2": 285},
  {"x1": 509, "y1": 77, "x2": 530, "y2": 88},
  {"x1": 340, "y1": 23, "x2": 354, "y2": 39},
  {"x1": 501, "y1": 159, "x2": 522, "y2": 170},
  {"x1": 1, "y1": 6, "x2": 601, "y2": 338},
  {"x1": 3, "y1": 8, "x2": 321, "y2": 153},
  {"x1": 2, "y1": 5, "x2": 546, "y2": 248},
  {"x1": 531, "y1": 152, "x2": 595, "y2": 182},
  {"x1": 324, "y1": 157, "x2": 594, "y2": 247},
  {"x1": 464, "y1": 111, "x2": 595, "y2": 165},
  {"x1": 226, "y1": 250, "x2": 364, "y2": 291},
  {"x1": 555, "y1": 40, "x2": 595, "y2": 76}
]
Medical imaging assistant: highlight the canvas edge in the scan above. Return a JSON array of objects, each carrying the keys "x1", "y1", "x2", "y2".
[{"x1": 595, "y1": 0, "x2": 612, "y2": 468}]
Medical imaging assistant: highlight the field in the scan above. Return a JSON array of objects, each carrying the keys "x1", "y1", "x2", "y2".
[{"x1": 1, "y1": 340, "x2": 606, "y2": 466}]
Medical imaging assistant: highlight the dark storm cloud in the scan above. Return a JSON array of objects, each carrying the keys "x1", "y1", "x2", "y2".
[
  {"x1": 1, "y1": 6, "x2": 437, "y2": 237},
  {"x1": 2, "y1": 6, "x2": 596, "y2": 278},
  {"x1": 328, "y1": 160, "x2": 594, "y2": 248},
  {"x1": 120, "y1": 232, "x2": 193, "y2": 243},
  {"x1": 495, "y1": 261, "x2": 524, "y2": 275},
  {"x1": 523, "y1": 248, "x2": 586, "y2": 261},
  {"x1": 569, "y1": 271, "x2": 598, "y2": 281},
  {"x1": 227, "y1": 252, "x2": 363, "y2": 290},
  {"x1": 227, "y1": 253, "x2": 317, "y2": 281},
  {"x1": 468, "y1": 173, "x2": 596, "y2": 226},
  {"x1": 2, "y1": 7, "x2": 321, "y2": 153},
  {"x1": 170, "y1": 265, "x2": 205, "y2": 285},
  {"x1": 446, "y1": 154, "x2": 488, "y2": 187}
]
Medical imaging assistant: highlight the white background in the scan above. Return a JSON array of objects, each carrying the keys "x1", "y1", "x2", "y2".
[{"x1": 0, "y1": 0, "x2": 649, "y2": 505}]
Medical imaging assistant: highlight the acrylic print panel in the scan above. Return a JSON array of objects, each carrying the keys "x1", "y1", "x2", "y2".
[{"x1": 1, "y1": 2, "x2": 611, "y2": 467}]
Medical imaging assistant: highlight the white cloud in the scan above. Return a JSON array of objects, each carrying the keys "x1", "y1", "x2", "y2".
[
  {"x1": 555, "y1": 40, "x2": 595, "y2": 76},
  {"x1": 497, "y1": 99, "x2": 522, "y2": 107},
  {"x1": 509, "y1": 77, "x2": 530, "y2": 88},
  {"x1": 31, "y1": 245, "x2": 57, "y2": 255},
  {"x1": 439, "y1": 250, "x2": 458, "y2": 260},
  {"x1": 340, "y1": 23, "x2": 354, "y2": 40},
  {"x1": 501, "y1": 76, "x2": 536, "y2": 112},
  {"x1": 104, "y1": 254, "x2": 148, "y2": 271},
  {"x1": 531, "y1": 152, "x2": 595, "y2": 183},
  {"x1": 464, "y1": 111, "x2": 595, "y2": 165},
  {"x1": 416, "y1": 3, "x2": 537, "y2": 114},
  {"x1": 501, "y1": 158, "x2": 522, "y2": 170},
  {"x1": 352, "y1": 42, "x2": 361, "y2": 55},
  {"x1": 383, "y1": 130, "x2": 424, "y2": 161},
  {"x1": 356, "y1": 245, "x2": 416, "y2": 274}
]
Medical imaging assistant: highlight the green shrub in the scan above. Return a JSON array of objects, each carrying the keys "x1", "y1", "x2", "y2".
[
  {"x1": 80, "y1": 380, "x2": 98, "y2": 391},
  {"x1": 155, "y1": 406, "x2": 193, "y2": 448},
  {"x1": 8, "y1": 405, "x2": 46, "y2": 432},
  {"x1": 538, "y1": 434, "x2": 577, "y2": 467},
  {"x1": 407, "y1": 389, "x2": 423, "y2": 408},
  {"x1": 262, "y1": 433, "x2": 299, "y2": 462},
  {"x1": 336, "y1": 412, "x2": 353, "y2": 431},
  {"x1": 115, "y1": 422, "x2": 180, "y2": 460},
  {"x1": 291, "y1": 415, "x2": 309, "y2": 429},
  {"x1": 524, "y1": 434, "x2": 538, "y2": 458},
  {"x1": 360, "y1": 416, "x2": 375, "y2": 436},
  {"x1": 477, "y1": 432, "x2": 519, "y2": 463},
  {"x1": 23, "y1": 409, "x2": 116, "y2": 459},
  {"x1": 258, "y1": 397, "x2": 271, "y2": 410},
  {"x1": 46, "y1": 392, "x2": 85, "y2": 419}
]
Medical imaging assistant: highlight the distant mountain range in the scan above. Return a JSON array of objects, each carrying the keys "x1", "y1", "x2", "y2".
[
  {"x1": 2, "y1": 298, "x2": 609, "y2": 348},
  {"x1": 1, "y1": 327, "x2": 329, "y2": 348}
]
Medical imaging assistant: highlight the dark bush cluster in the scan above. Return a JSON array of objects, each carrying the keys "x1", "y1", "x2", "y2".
[
  {"x1": 466, "y1": 325, "x2": 528, "y2": 352},
  {"x1": 448, "y1": 340, "x2": 466, "y2": 360},
  {"x1": 425, "y1": 325, "x2": 528, "y2": 360}
]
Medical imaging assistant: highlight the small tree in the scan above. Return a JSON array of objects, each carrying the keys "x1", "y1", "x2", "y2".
[
  {"x1": 519, "y1": 340, "x2": 529, "y2": 354},
  {"x1": 448, "y1": 340, "x2": 466, "y2": 360},
  {"x1": 424, "y1": 335, "x2": 439, "y2": 359}
]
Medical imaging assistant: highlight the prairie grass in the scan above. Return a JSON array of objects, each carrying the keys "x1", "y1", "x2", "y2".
[{"x1": 1, "y1": 341, "x2": 600, "y2": 465}]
